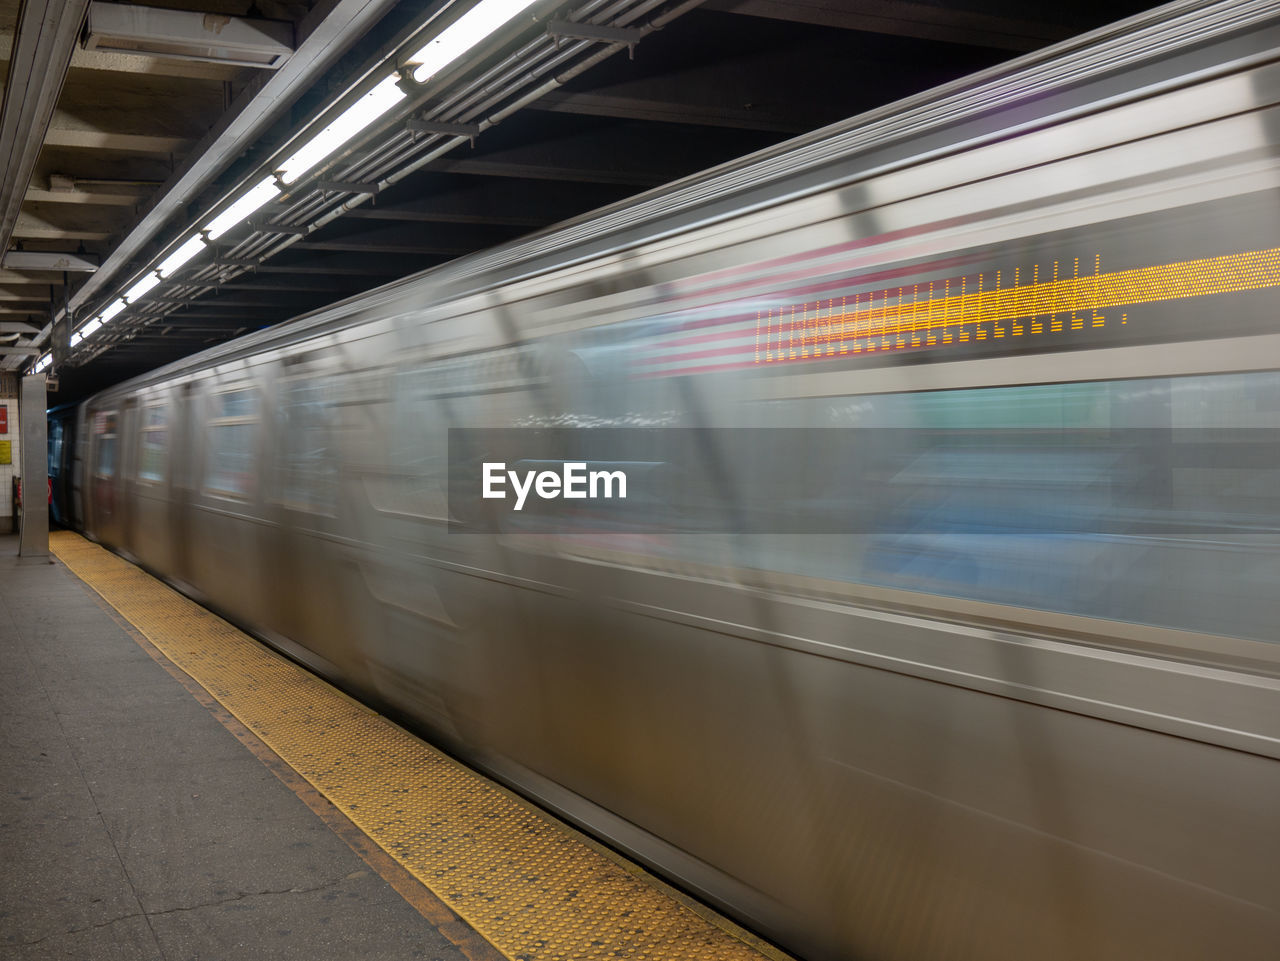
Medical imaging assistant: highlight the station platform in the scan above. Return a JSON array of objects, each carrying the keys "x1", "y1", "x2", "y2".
[{"x1": 0, "y1": 533, "x2": 788, "y2": 961}]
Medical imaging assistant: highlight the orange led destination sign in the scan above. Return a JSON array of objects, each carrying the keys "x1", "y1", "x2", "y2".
[{"x1": 755, "y1": 245, "x2": 1280, "y2": 361}]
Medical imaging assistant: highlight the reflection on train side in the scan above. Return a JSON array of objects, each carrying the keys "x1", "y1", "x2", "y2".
[{"x1": 537, "y1": 331, "x2": 1280, "y2": 642}]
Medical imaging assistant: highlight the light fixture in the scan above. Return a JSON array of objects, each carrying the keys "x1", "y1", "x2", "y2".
[
  {"x1": 205, "y1": 177, "x2": 281, "y2": 239},
  {"x1": 67, "y1": 0, "x2": 552, "y2": 362},
  {"x1": 71, "y1": 331, "x2": 84, "y2": 347},
  {"x1": 83, "y1": 2, "x2": 294, "y2": 69},
  {"x1": 124, "y1": 273, "x2": 160, "y2": 303},
  {"x1": 157, "y1": 235, "x2": 207, "y2": 278},
  {"x1": 34, "y1": 353, "x2": 51, "y2": 372},
  {"x1": 408, "y1": 0, "x2": 543, "y2": 84},
  {"x1": 276, "y1": 76, "x2": 407, "y2": 185},
  {"x1": 99, "y1": 299, "x2": 127, "y2": 324}
]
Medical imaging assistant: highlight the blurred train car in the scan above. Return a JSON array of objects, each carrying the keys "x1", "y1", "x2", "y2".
[{"x1": 58, "y1": 2, "x2": 1280, "y2": 958}]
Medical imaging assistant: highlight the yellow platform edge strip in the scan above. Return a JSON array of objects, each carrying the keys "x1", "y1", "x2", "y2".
[{"x1": 51, "y1": 532, "x2": 787, "y2": 961}]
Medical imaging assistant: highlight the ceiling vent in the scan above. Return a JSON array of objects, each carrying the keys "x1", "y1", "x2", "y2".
[{"x1": 83, "y1": 2, "x2": 293, "y2": 69}]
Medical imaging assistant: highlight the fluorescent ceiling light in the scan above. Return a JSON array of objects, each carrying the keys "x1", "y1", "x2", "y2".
[
  {"x1": 100, "y1": 299, "x2": 127, "y2": 324},
  {"x1": 71, "y1": 331, "x2": 84, "y2": 347},
  {"x1": 83, "y1": 2, "x2": 294, "y2": 69},
  {"x1": 125, "y1": 273, "x2": 160, "y2": 303},
  {"x1": 276, "y1": 76, "x2": 406, "y2": 185},
  {"x1": 206, "y1": 177, "x2": 281, "y2": 239},
  {"x1": 157, "y1": 235, "x2": 207, "y2": 278},
  {"x1": 35, "y1": 354, "x2": 51, "y2": 372},
  {"x1": 80, "y1": 319, "x2": 103, "y2": 338},
  {"x1": 408, "y1": 0, "x2": 542, "y2": 83},
  {"x1": 81, "y1": 0, "x2": 537, "y2": 349}
]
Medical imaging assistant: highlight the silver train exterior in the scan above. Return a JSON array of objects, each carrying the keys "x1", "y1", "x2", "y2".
[{"x1": 67, "y1": 3, "x2": 1280, "y2": 958}]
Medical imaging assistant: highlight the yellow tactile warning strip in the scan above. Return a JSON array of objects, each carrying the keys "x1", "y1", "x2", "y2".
[{"x1": 51, "y1": 532, "x2": 786, "y2": 961}]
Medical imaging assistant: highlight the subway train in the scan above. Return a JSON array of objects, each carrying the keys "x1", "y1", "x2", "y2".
[{"x1": 52, "y1": 2, "x2": 1280, "y2": 958}]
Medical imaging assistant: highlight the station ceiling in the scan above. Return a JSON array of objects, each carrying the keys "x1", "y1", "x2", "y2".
[{"x1": 0, "y1": 0, "x2": 1156, "y2": 404}]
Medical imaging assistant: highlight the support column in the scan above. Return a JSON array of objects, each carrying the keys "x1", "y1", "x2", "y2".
[{"x1": 18, "y1": 374, "x2": 48, "y2": 557}]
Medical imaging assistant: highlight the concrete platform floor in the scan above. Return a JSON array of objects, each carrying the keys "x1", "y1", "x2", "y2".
[{"x1": 0, "y1": 535, "x2": 482, "y2": 961}]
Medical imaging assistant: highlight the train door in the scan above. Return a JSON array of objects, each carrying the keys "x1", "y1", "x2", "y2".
[
  {"x1": 118, "y1": 397, "x2": 139, "y2": 558},
  {"x1": 267, "y1": 350, "x2": 359, "y2": 677},
  {"x1": 71, "y1": 408, "x2": 86, "y2": 531},
  {"x1": 188, "y1": 372, "x2": 270, "y2": 627},
  {"x1": 172, "y1": 380, "x2": 196, "y2": 586},
  {"x1": 131, "y1": 392, "x2": 173, "y2": 573},
  {"x1": 88, "y1": 406, "x2": 122, "y2": 543}
]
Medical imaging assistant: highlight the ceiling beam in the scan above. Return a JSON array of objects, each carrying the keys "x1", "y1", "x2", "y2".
[
  {"x1": 355, "y1": 177, "x2": 637, "y2": 231},
  {"x1": 428, "y1": 123, "x2": 775, "y2": 188},
  {"x1": 34, "y1": 150, "x2": 179, "y2": 185},
  {"x1": 146, "y1": 312, "x2": 274, "y2": 320},
  {"x1": 529, "y1": 90, "x2": 809, "y2": 133},
  {"x1": 342, "y1": 207, "x2": 552, "y2": 228},
  {"x1": 0, "y1": 270, "x2": 70, "y2": 285},
  {"x1": 13, "y1": 203, "x2": 128, "y2": 241},
  {"x1": 23, "y1": 187, "x2": 143, "y2": 206},
  {"x1": 702, "y1": 0, "x2": 1070, "y2": 52},
  {"x1": 0, "y1": 0, "x2": 92, "y2": 262},
  {"x1": 50, "y1": 72, "x2": 226, "y2": 141},
  {"x1": 524, "y1": 40, "x2": 866, "y2": 135},
  {"x1": 126, "y1": 324, "x2": 255, "y2": 335},
  {"x1": 124, "y1": 317, "x2": 272, "y2": 331},
  {"x1": 0, "y1": 28, "x2": 246, "y2": 80},
  {"x1": 293, "y1": 220, "x2": 526, "y2": 257},
  {"x1": 293, "y1": 240, "x2": 475, "y2": 256},
  {"x1": 185, "y1": 280, "x2": 358, "y2": 293},
  {"x1": 429, "y1": 157, "x2": 668, "y2": 187},
  {"x1": 0, "y1": 291, "x2": 54, "y2": 304},
  {"x1": 42, "y1": 127, "x2": 190, "y2": 154},
  {"x1": 216, "y1": 262, "x2": 405, "y2": 277},
  {"x1": 147, "y1": 296, "x2": 310, "y2": 309},
  {"x1": 12, "y1": 211, "x2": 113, "y2": 242}
]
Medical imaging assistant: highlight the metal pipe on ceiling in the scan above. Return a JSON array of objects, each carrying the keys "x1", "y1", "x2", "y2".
[
  {"x1": 305, "y1": 0, "x2": 673, "y2": 211},
  {"x1": 66, "y1": 0, "x2": 710, "y2": 361},
  {"x1": 143, "y1": 3, "x2": 637, "y2": 299},
  {"x1": 269, "y1": 1, "x2": 629, "y2": 229},
  {"x1": 348, "y1": 0, "x2": 634, "y2": 172},
  {"x1": 262, "y1": 0, "x2": 639, "y2": 232},
  {"x1": 267, "y1": 0, "x2": 655, "y2": 230},
  {"x1": 247, "y1": 0, "x2": 708, "y2": 267}
]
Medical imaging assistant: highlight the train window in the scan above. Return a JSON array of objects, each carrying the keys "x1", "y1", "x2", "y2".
[
  {"x1": 730, "y1": 370, "x2": 1280, "y2": 643},
  {"x1": 138, "y1": 405, "x2": 168, "y2": 483},
  {"x1": 277, "y1": 378, "x2": 335, "y2": 513},
  {"x1": 48, "y1": 420, "x2": 63, "y2": 469},
  {"x1": 93, "y1": 411, "x2": 117, "y2": 479},
  {"x1": 391, "y1": 367, "x2": 450, "y2": 519},
  {"x1": 205, "y1": 388, "x2": 258, "y2": 498}
]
